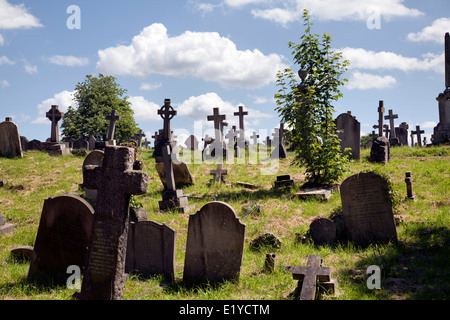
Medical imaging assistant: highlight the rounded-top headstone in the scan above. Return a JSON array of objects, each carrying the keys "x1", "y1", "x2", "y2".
[{"x1": 309, "y1": 218, "x2": 336, "y2": 246}]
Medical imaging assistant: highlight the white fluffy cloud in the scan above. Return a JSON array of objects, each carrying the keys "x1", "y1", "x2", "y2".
[
  {"x1": 33, "y1": 91, "x2": 76, "y2": 124},
  {"x1": 139, "y1": 82, "x2": 162, "y2": 91},
  {"x1": 96, "y1": 23, "x2": 286, "y2": 89},
  {"x1": 346, "y1": 71, "x2": 397, "y2": 90},
  {"x1": 0, "y1": 55, "x2": 14, "y2": 65},
  {"x1": 48, "y1": 55, "x2": 89, "y2": 67},
  {"x1": 340, "y1": 47, "x2": 444, "y2": 74},
  {"x1": 407, "y1": 18, "x2": 450, "y2": 43},
  {"x1": 128, "y1": 96, "x2": 161, "y2": 122},
  {"x1": 0, "y1": 0, "x2": 43, "y2": 29},
  {"x1": 223, "y1": 0, "x2": 423, "y2": 25}
]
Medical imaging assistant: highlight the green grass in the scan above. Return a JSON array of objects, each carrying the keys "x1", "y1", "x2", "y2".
[{"x1": 0, "y1": 144, "x2": 449, "y2": 300}]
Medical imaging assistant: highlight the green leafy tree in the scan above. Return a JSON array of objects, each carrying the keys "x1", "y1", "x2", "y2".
[
  {"x1": 61, "y1": 74, "x2": 138, "y2": 143},
  {"x1": 275, "y1": 10, "x2": 350, "y2": 187}
]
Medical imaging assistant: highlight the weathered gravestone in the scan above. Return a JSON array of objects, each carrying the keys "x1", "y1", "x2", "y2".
[
  {"x1": 234, "y1": 106, "x2": 249, "y2": 150},
  {"x1": 274, "y1": 174, "x2": 293, "y2": 188},
  {"x1": 80, "y1": 150, "x2": 104, "y2": 202},
  {"x1": 105, "y1": 109, "x2": 121, "y2": 142},
  {"x1": 340, "y1": 172, "x2": 398, "y2": 246},
  {"x1": 79, "y1": 146, "x2": 148, "y2": 300},
  {"x1": 183, "y1": 201, "x2": 246, "y2": 283},
  {"x1": 28, "y1": 194, "x2": 94, "y2": 280},
  {"x1": 384, "y1": 109, "x2": 400, "y2": 146},
  {"x1": 395, "y1": 122, "x2": 409, "y2": 146},
  {"x1": 309, "y1": 218, "x2": 336, "y2": 246},
  {"x1": 0, "y1": 117, "x2": 23, "y2": 158},
  {"x1": 27, "y1": 139, "x2": 43, "y2": 151},
  {"x1": 270, "y1": 124, "x2": 287, "y2": 159},
  {"x1": 285, "y1": 255, "x2": 337, "y2": 300},
  {"x1": 0, "y1": 214, "x2": 15, "y2": 236},
  {"x1": 207, "y1": 107, "x2": 228, "y2": 159},
  {"x1": 369, "y1": 136, "x2": 390, "y2": 164},
  {"x1": 210, "y1": 163, "x2": 228, "y2": 184},
  {"x1": 154, "y1": 99, "x2": 177, "y2": 160},
  {"x1": 411, "y1": 125, "x2": 425, "y2": 147},
  {"x1": 432, "y1": 32, "x2": 450, "y2": 145},
  {"x1": 125, "y1": 220, "x2": 176, "y2": 280},
  {"x1": 335, "y1": 112, "x2": 360, "y2": 159},
  {"x1": 20, "y1": 136, "x2": 28, "y2": 152},
  {"x1": 158, "y1": 145, "x2": 189, "y2": 213}
]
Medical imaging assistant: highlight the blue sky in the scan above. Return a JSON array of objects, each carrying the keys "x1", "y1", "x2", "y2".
[{"x1": 1, "y1": 0, "x2": 449, "y2": 145}]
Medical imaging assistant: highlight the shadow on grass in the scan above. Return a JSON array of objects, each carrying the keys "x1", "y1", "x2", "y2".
[{"x1": 336, "y1": 221, "x2": 450, "y2": 299}]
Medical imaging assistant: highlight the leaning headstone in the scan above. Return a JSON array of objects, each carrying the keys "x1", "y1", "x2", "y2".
[
  {"x1": 158, "y1": 145, "x2": 189, "y2": 213},
  {"x1": 155, "y1": 160, "x2": 194, "y2": 188},
  {"x1": 335, "y1": 112, "x2": 360, "y2": 159},
  {"x1": 340, "y1": 172, "x2": 398, "y2": 246},
  {"x1": 79, "y1": 146, "x2": 149, "y2": 300},
  {"x1": 432, "y1": 32, "x2": 450, "y2": 145},
  {"x1": 0, "y1": 117, "x2": 23, "y2": 158},
  {"x1": 0, "y1": 214, "x2": 14, "y2": 236},
  {"x1": 28, "y1": 194, "x2": 94, "y2": 280},
  {"x1": 28, "y1": 139, "x2": 43, "y2": 151},
  {"x1": 183, "y1": 201, "x2": 246, "y2": 283},
  {"x1": 20, "y1": 136, "x2": 28, "y2": 152},
  {"x1": 125, "y1": 220, "x2": 176, "y2": 280},
  {"x1": 369, "y1": 136, "x2": 390, "y2": 164},
  {"x1": 285, "y1": 255, "x2": 336, "y2": 300}
]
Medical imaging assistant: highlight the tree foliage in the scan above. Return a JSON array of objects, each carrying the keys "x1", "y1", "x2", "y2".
[
  {"x1": 275, "y1": 9, "x2": 350, "y2": 187},
  {"x1": 61, "y1": 74, "x2": 138, "y2": 143}
]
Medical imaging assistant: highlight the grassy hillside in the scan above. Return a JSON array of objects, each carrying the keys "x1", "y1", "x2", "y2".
[{"x1": 0, "y1": 144, "x2": 449, "y2": 300}]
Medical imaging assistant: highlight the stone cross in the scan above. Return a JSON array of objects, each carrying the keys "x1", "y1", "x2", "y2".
[
  {"x1": 285, "y1": 255, "x2": 332, "y2": 300},
  {"x1": 383, "y1": 124, "x2": 390, "y2": 138},
  {"x1": 272, "y1": 123, "x2": 285, "y2": 145},
  {"x1": 134, "y1": 130, "x2": 146, "y2": 148},
  {"x1": 46, "y1": 105, "x2": 64, "y2": 143},
  {"x1": 405, "y1": 171, "x2": 415, "y2": 200},
  {"x1": 369, "y1": 131, "x2": 378, "y2": 139},
  {"x1": 202, "y1": 134, "x2": 214, "y2": 149},
  {"x1": 142, "y1": 138, "x2": 150, "y2": 149},
  {"x1": 234, "y1": 106, "x2": 248, "y2": 142},
  {"x1": 210, "y1": 163, "x2": 228, "y2": 183},
  {"x1": 384, "y1": 109, "x2": 398, "y2": 138},
  {"x1": 105, "y1": 110, "x2": 121, "y2": 141},
  {"x1": 208, "y1": 108, "x2": 226, "y2": 143},
  {"x1": 373, "y1": 101, "x2": 385, "y2": 137},
  {"x1": 411, "y1": 125, "x2": 425, "y2": 147},
  {"x1": 445, "y1": 32, "x2": 450, "y2": 90},
  {"x1": 250, "y1": 132, "x2": 259, "y2": 145},
  {"x1": 225, "y1": 126, "x2": 237, "y2": 143},
  {"x1": 410, "y1": 132, "x2": 415, "y2": 146},
  {"x1": 152, "y1": 131, "x2": 159, "y2": 145},
  {"x1": 79, "y1": 146, "x2": 149, "y2": 300},
  {"x1": 158, "y1": 99, "x2": 177, "y2": 142}
]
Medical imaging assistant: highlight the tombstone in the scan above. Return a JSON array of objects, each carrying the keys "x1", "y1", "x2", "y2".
[
  {"x1": 184, "y1": 135, "x2": 199, "y2": 151},
  {"x1": 155, "y1": 160, "x2": 194, "y2": 189},
  {"x1": 270, "y1": 124, "x2": 287, "y2": 159},
  {"x1": 405, "y1": 171, "x2": 415, "y2": 200},
  {"x1": 142, "y1": 138, "x2": 150, "y2": 149},
  {"x1": 285, "y1": 255, "x2": 336, "y2": 300},
  {"x1": 27, "y1": 139, "x2": 43, "y2": 151},
  {"x1": 73, "y1": 139, "x2": 89, "y2": 150},
  {"x1": 154, "y1": 99, "x2": 177, "y2": 160},
  {"x1": 105, "y1": 109, "x2": 121, "y2": 141},
  {"x1": 432, "y1": 32, "x2": 450, "y2": 145},
  {"x1": 372, "y1": 100, "x2": 385, "y2": 137},
  {"x1": 20, "y1": 136, "x2": 28, "y2": 152},
  {"x1": 309, "y1": 218, "x2": 336, "y2": 246},
  {"x1": 125, "y1": 220, "x2": 176, "y2": 279},
  {"x1": 384, "y1": 109, "x2": 399, "y2": 146},
  {"x1": 66, "y1": 137, "x2": 75, "y2": 149},
  {"x1": 158, "y1": 145, "x2": 189, "y2": 213},
  {"x1": 80, "y1": 150, "x2": 104, "y2": 202},
  {"x1": 79, "y1": 146, "x2": 149, "y2": 300},
  {"x1": 340, "y1": 172, "x2": 398, "y2": 246},
  {"x1": 263, "y1": 253, "x2": 276, "y2": 273},
  {"x1": 264, "y1": 136, "x2": 272, "y2": 147},
  {"x1": 234, "y1": 106, "x2": 248, "y2": 148},
  {"x1": 183, "y1": 201, "x2": 246, "y2": 283},
  {"x1": 134, "y1": 130, "x2": 146, "y2": 148},
  {"x1": 210, "y1": 163, "x2": 228, "y2": 183},
  {"x1": 0, "y1": 117, "x2": 23, "y2": 158},
  {"x1": 46, "y1": 105, "x2": 64, "y2": 143},
  {"x1": 207, "y1": 107, "x2": 227, "y2": 159},
  {"x1": 369, "y1": 136, "x2": 390, "y2": 164},
  {"x1": 88, "y1": 136, "x2": 96, "y2": 151},
  {"x1": 0, "y1": 214, "x2": 14, "y2": 236},
  {"x1": 335, "y1": 112, "x2": 360, "y2": 159},
  {"x1": 250, "y1": 132, "x2": 259, "y2": 146},
  {"x1": 274, "y1": 174, "x2": 293, "y2": 188},
  {"x1": 28, "y1": 194, "x2": 94, "y2": 280},
  {"x1": 411, "y1": 125, "x2": 425, "y2": 147},
  {"x1": 395, "y1": 122, "x2": 409, "y2": 146}
]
